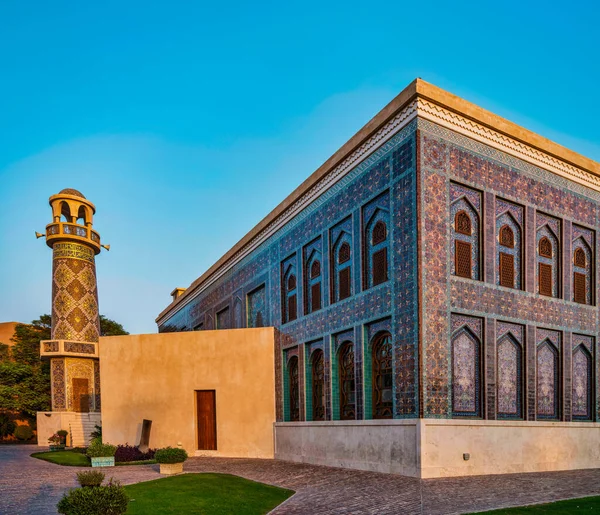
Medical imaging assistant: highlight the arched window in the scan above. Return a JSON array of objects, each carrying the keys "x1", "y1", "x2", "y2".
[
  {"x1": 364, "y1": 216, "x2": 389, "y2": 289},
  {"x1": 338, "y1": 242, "x2": 351, "y2": 264},
  {"x1": 539, "y1": 237, "x2": 553, "y2": 258},
  {"x1": 496, "y1": 334, "x2": 522, "y2": 418},
  {"x1": 574, "y1": 248, "x2": 586, "y2": 268},
  {"x1": 372, "y1": 332, "x2": 393, "y2": 419},
  {"x1": 537, "y1": 228, "x2": 559, "y2": 298},
  {"x1": 372, "y1": 221, "x2": 387, "y2": 245},
  {"x1": 311, "y1": 350, "x2": 325, "y2": 421},
  {"x1": 452, "y1": 198, "x2": 480, "y2": 280},
  {"x1": 311, "y1": 260, "x2": 321, "y2": 278},
  {"x1": 536, "y1": 340, "x2": 559, "y2": 420},
  {"x1": 282, "y1": 262, "x2": 298, "y2": 324},
  {"x1": 332, "y1": 235, "x2": 352, "y2": 302},
  {"x1": 338, "y1": 342, "x2": 355, "y2": 420},
  {"x1": 60, "y1": 201, "x2": 72, "y2": 222},
  {"x1": 451, "y1": 328, "x2": 481, "y2": 417},
  {"x1": 77, "y1": 205, "x2": 88, "y2": 225},
  {"x1": 455, "y1": 211, "x2": 472, "y2": 235},
  {"x1": 572, "y1": 345, "x2": 592, "y2": 421},
  {"x1": 573, "y1": 239, "x2": 592, "y2": 305},
  {"x1": 499, "y1": 225, "x2": 514, "y2": 248},
  {"x1": 497, "y1": 212, "x2": 522, "y2": 290},
  {"x1": 288, "y1": 356, "x2": 299, "y2": 422},
  {"x1": 304, "y1": 248, "x2": 322, "y2": 315}
]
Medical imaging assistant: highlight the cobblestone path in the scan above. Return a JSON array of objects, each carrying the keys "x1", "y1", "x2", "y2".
[{"x1": 2, "y1": 445, "x2": 600, "y2": 514}]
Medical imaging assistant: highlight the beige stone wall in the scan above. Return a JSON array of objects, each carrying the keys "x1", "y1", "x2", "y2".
[
  {"x1": 99, "y1": 329, "x2": 276, "y2": 458},
  {"x1": 421, "y1": 419, "x2": 600, "y2": 478},
  {"x1": 274, "y1": 420, "x2": 420, "y2": 477}
]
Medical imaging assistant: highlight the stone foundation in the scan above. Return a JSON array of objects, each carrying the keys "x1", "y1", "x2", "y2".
[{"x1": 274, "y1": 419, "x2": 600, "y2": 478}]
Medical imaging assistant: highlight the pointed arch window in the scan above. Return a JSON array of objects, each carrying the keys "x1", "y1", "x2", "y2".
[
  {"x1": 332, "y1": 233, "x2": 353, "y2": 303},
  {"x1": 287, "y1": 356, "x2": 300, "y2": 422},
  {"x1": 537, "y1": 226, "x2": 560, "y2": 298},
  {"x1": 451, "y1": 328, "x2": 482, "y2": 417},
  {"x1": 372, "y1": 332, "x2": 393, "y2": 419},
  {"x1": 573, "y1": 238, "x2": 592, "y2": 305},
  {"x1": 451, "y1": 195, "x2": 480, "y2": 280},
  {"x1": 364, "y1": 213, "x2": 390, "y2": 289},
  {"x1": 496, "y1": 208, "x2": 522, "y2": 290},
  {"x1": 536, "y1": 340, "x2": 560, "y2": 420},
  {"x1": 311, "y1": 350, "x2": 325, "y2": 421},
  {"x1": 496, "y1": 334, "x2": 523, "y2": 418},
  {"x1": 338, "y1": 342, "x2": 355, "y2": 420},
  {"x1": 572, "y1": 344, "x2": 593, "y2": 420},
  {"x1": 304, "y1": 245, "x2": 323, "y2": 315},
  {"x1": 281, "y1": 260, "x2": 298, "y2": 324},
  {"x1": 455, "y1": 211, "x2": 472, "y2": 235}
]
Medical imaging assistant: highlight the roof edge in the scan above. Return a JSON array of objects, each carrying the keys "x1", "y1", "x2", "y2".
[{"x1": 156, "y1": 78, "x2": 600, "y2": 324}]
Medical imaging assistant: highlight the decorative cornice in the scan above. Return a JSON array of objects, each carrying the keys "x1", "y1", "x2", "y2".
[
  {"x1": 156, "y1": 101, "x2": 418, "y2": 325},
  {"x1": 157, "y1": 80, "x2": 600, "y2": 326},
  {"x1": 416, "y1": 98, "x2": 600, "y2": 192}
]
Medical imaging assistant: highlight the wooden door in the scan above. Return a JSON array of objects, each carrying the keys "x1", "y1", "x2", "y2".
[
  {"x1": 72, "y1": 378, "x2": 89, "y2": 413},
  {"x1": 196, "y1": 390, "x2": 217, "y2": 450}
]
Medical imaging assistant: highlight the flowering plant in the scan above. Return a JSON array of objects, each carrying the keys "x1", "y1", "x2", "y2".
[{"x1": 48, "y1": 433, "x2": 61, "y2": 445}]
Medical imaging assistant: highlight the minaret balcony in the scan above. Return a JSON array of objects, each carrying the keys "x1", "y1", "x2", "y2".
[
  {"x1": 46, "y1": 222, "x2": 101, "y2": 253},
  {"x1": 40, "y1": 339, "x2": 99, "y2": 359}
]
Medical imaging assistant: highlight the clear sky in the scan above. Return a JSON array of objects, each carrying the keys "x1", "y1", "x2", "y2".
[{"x1": 1, "y1": 1, "x2": 598, "y2": 334}]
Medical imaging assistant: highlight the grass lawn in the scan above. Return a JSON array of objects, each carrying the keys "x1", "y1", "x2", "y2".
[
  {"x1": 31, "y1": 450, "x2": 90, "y2": 467},
  {"x1": 124, "y1": 473, "x2": 294, "y2": 514},
  {"x1": 469, "y1": 496, "x2": 600, "y2": 514}
]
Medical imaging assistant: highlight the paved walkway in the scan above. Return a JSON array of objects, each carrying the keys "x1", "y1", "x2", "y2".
[{"x1": 2, "y1": 445, "x2": 600, "y2": 514}]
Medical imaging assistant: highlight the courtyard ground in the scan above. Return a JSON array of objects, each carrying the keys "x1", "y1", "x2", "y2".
[{"x1": 3, "y1": 445, "x2": 600, "y2": 514}]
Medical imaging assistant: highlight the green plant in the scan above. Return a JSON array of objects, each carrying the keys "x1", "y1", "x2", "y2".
[
  {"x1": 154, "y1": 447, "x2": 188, "y2": 464},
  {"x1": 57, "y1": 479, "x2": 129, "y2": 515},
  {"x1": 13, "y1": 424, "x2": 33, "y2": 441},
  {"x1": 57, "y1": 429, "x2": 68, "y2": 437},
  {"x1": 48, "y1": 433, "x2": 61, "y2": 445},
  {"x1": 86, "y1": 441, "x2": 117, "y2": 458},
  {"x1": 90, "y1": 424, "x2": 102, "y2": 441},
  {"x1": 77, "y1": 470, "x2": 105, "y2": 487},
  {"x1": 0, "y1": 414, "x2": 15, "y2": 439}
]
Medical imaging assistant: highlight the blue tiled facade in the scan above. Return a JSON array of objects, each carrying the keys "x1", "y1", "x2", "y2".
[
  {"x1": 159, "y1": 102, "x2": 599, "y2": 427},
  {"x1": 159, "y1": 121, "x2": 419, "y2": 422}
]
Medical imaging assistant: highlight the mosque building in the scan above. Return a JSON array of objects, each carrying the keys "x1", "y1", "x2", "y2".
[{"x1": 39, "y1": 79, "x2": 600, "y2": 477}]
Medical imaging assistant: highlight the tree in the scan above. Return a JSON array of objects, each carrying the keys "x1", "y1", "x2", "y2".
[
  {"x1": 99, "y1": 316, "x2": 129, "y2": 337},
  {"x1": 10, "y1": 316, "x2": 51, "y2": 365},
  {"x1": 0, "y1": 314, "x2": 128, "y2": 418}
]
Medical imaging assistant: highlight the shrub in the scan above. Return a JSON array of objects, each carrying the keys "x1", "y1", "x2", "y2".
[
  {"x1": 71, "y1": 447, "x2": 88, "y2": 454},
  {"x1": 76, "y1": 471, "x2": 105, "y2": 488},
  {"x1": 90, "y1": 424, "x2": 102, "y2": 440},
  {"x1": 0, "y1": 414, "x2": 15, "y2": 439},
  {"x1": 114, "y1": 444, "x2": 156, "y2": 463},
  {"x1": 57, "y1": 479, "x2": 129, "y2": 515},
  {"x1": 154, "y1": 447, "x2": 188, "y2": 464},
  {"x1": 57, "y1": 430, "x2": 68, "y2": 437},
  {"x1": 86, "y1": 441, "x2": 117, "y2": 458},
  {"x1": 13, "y1": 424, "x2": 33, "y2": 441}
]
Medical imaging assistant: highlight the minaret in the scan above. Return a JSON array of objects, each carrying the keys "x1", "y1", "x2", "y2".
[{"x1": 39, "y1": 189, "x2": 106, "y2": 428}]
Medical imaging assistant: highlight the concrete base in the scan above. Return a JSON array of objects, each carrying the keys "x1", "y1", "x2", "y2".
[
  {"x1": 37, "y1": 412, "x2": 101, "y2": 447},
  {"x1": 274, "y1": 419, "x2": 600, "y2": 478}
]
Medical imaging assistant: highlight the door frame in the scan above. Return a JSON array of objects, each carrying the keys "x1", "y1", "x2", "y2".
[{"x1": 195, "y1": 390, "x2": 217, "y2": 451}]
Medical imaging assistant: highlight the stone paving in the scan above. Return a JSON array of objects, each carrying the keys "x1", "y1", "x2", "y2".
[{"x1": 3, "y1": 445, "x2": 600, "y2": 514}]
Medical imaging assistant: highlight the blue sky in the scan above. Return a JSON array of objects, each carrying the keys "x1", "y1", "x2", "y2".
[{"x1": 1, "y1": 1, "x2": 598, "y2": 334}]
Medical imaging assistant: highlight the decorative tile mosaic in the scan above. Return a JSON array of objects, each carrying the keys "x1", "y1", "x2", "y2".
[
  {"x1": 496, "y1": 199, "x2": 524, "y2": 289},
  {"x1": 536, "y1": 329, "x2": 561, "y2": 420},
  {"x1": 51, "y1": 358, "x2": 66, "y2": 410},
  {"x1": 572, "y1": 334, "x2": 594, "y2": 420},
  {"x1": 247, "y1": 285, "x2": 266, "y2": 328},
  {"x1": 450, "y1": 183, "x2": 482, "y2": 280},
  {"x1": 451, "y1": 326, "x2": 481, "y2": 417},
  {"x1": 497, "y1": 333, "x2": 523, "y2": 418}
]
